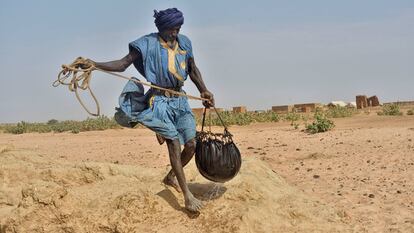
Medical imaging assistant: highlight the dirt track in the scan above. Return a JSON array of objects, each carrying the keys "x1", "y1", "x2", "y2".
[{"x1": 1, "y1": 114, "x2": 413, "y2": 232}]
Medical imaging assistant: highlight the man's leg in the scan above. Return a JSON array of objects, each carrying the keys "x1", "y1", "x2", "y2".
[
  {"x1": 163, "y1": 138, "x2": 196, "y2": 192},
  {"x1": 156, "y1": 133, "x2": 165, "y2": 145},
  {"x1": 165, "y1": 138, "x2": 203, "y2": 212}
]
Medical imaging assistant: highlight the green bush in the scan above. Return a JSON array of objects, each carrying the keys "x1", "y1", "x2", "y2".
[
  {"x1": 407, "y1": 109, "x2": 414, "y2": 115},
  {"x1": 306, "y1": 113, "x2": 335, "y2": 134},
  {"x1": 378, "y1": 104, "x2": 402, "y2": 116},
  {"x1": 5, "y1": 121, "x2": 27, "y2": 134}
]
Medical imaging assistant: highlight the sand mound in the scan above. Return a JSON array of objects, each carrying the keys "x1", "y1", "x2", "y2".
[{"x1": 0, "y1": 148, "x2": 352, "y2": 233}]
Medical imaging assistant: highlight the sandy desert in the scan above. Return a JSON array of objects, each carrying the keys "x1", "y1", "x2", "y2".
[{"x1": 0, "y1": 113, "x2": 413, "y2": 232}]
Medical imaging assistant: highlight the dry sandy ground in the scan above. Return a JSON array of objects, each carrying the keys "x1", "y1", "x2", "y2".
[{"x1": 0, "y1": 114, "x2": 413, "y2": 232}]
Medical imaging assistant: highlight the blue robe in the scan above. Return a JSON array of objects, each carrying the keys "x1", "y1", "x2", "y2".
[{"x1": 117, "y1": 33, "x2": 196, "y2": 144}]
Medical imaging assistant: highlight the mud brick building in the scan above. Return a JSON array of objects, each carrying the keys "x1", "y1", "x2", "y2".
[
  {"x1": 293, "y1": 103, "x2": 322, "y2": 112},
  {"x1": 367, "y1": 96, "x2": 380, "y2": 107},
  {"x1": 271, "y1": 105, "x2": 293, "y2": 114},
  {"x1": 233, "y1": 106, "x2": 247, "y2": 113},
  {"x1": 356, "y1": 95, "x2": 368, "y2": 109}
]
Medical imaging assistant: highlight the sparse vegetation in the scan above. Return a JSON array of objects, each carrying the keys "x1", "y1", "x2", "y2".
[
  {"x1": 377, "y1": 104, "x2": 403, "y2": 116},
  {"x1": 325, "y1": 106, "x2": 356, "y2": 118},
  {"x1": 47, "y1": 119, "x2": 59, "y2": 125},
  {"x1": 306, "y1": 112, "x2": 335, "y2": 134},
  {"x1": 0, "y1": 123, "x2": 13, "y2": 133},
  {"x1": 407, "y1": 109, "x2": 414, "y2": 115},
  {"x1": 292, "y1": 122, "x2": 299, "y2": 130},
  {"x1": 196, "y1": 111, "x2": 281, "y2": 126},
  {"x1": 3, "y1": 116, "x2": 121, "y2": 134},
  {"x1": 284, "y1": 112, "x2": 301, "y2": 125},
  {"x1": 196, "y1": 109, "x2": 337, "y2": 134},
  {"x1": 284, "y1": 111, "x2": 302, "y2": 130},
  {"x1": 1, "y1": 105, "x2": 367, "y2": 134}
]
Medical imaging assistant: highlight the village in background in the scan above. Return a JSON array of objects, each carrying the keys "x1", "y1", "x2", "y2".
[{"x1": 192, "y1": 94, "x2": 414, "y2": 116}]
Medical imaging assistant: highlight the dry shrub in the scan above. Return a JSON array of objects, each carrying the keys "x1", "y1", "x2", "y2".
[{"x1": 377, "y1": 104, "x2": 402, "y2": 116}]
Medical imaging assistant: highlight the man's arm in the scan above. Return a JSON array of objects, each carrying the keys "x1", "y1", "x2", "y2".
[
  {"x1": 89, "y1": 49, "x2": 140, "y2": 72},
  {"x1": 188, "y1": 57, "x2": 215, "y2": 107}
]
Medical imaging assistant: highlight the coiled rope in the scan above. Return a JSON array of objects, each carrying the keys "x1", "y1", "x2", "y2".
[{"x1": 53, "y1": 57, "x2": 209, "y2": 116}]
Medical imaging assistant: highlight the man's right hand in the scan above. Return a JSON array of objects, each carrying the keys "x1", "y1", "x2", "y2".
[{"x1": 78, "y1": 59, "x2": 96, "y2": 69}]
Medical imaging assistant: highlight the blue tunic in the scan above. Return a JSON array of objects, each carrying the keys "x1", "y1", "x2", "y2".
[
  {"x1": 129, "y1": 33, "x2": 193, "y2": 87},
  {"x1": 118, "y1": 33, "x2": 196, "y2": 144}
]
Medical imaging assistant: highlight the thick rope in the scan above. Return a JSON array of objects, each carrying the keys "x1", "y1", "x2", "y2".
[{"x1": 53, "y1": 57, "x2": 209, "y2": 116}]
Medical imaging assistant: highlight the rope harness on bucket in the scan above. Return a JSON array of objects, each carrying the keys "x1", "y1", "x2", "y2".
[{"x1": 53, "y1": 57, "x2": 209, "y2": 116}]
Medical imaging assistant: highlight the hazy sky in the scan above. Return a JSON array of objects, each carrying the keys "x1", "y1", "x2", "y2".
[{"x1": 1, "y1": 0, "x2": 413, "y2": 123}]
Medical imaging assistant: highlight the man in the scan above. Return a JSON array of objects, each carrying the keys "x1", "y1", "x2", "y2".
[{"x1": 87, "y1": 8, "x2": 214, "y2": 212}]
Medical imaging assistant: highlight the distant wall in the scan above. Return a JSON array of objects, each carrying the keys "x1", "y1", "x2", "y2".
[
  {"x1": 271, "y1": 105, "x2": 293, "y2": 114},
  {"x1": 293, "y1": 103, "x2": 322, "y2": 112}
]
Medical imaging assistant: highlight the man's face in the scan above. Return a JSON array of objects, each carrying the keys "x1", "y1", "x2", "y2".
[{"x1": 159, "y1": 26, "x2": 181, "y2": 42}]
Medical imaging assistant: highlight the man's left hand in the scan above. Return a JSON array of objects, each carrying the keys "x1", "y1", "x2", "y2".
[{"x1": 201, "y1": 91, "x2": 215, "y2": 108}]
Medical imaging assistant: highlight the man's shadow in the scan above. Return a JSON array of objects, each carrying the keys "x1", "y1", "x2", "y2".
[{"x1": 156, "y1": 182, "x2": 227, "y2": 218}]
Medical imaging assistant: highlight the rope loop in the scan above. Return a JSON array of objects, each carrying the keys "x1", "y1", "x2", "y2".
[
  {"x1": 53, "y1": 57, "x2": 100, "y2": 116},
  {"x1": 53, "y1": 57, "x2": 210, "y2": 117}
]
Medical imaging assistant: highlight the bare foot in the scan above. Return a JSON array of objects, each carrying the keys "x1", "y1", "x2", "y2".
[
  {"x1": 185, "y1": 195, "x2": 204, "y2": 212},
  {"x1": 163, "y1": 175, "x2": 181, "y2": 193}
]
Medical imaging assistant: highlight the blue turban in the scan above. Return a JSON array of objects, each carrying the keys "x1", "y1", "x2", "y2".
[{"x1": 153, "y1": 8, "x2": 184, "y2": 31}]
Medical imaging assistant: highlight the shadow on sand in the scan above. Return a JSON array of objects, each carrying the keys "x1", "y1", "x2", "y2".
[
  {"x1": 156, "y1": 182, "x2": 227, "y2": 218},
  {"x1": 188, "y1": 182, "x2": 227, "y2": 201}
]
